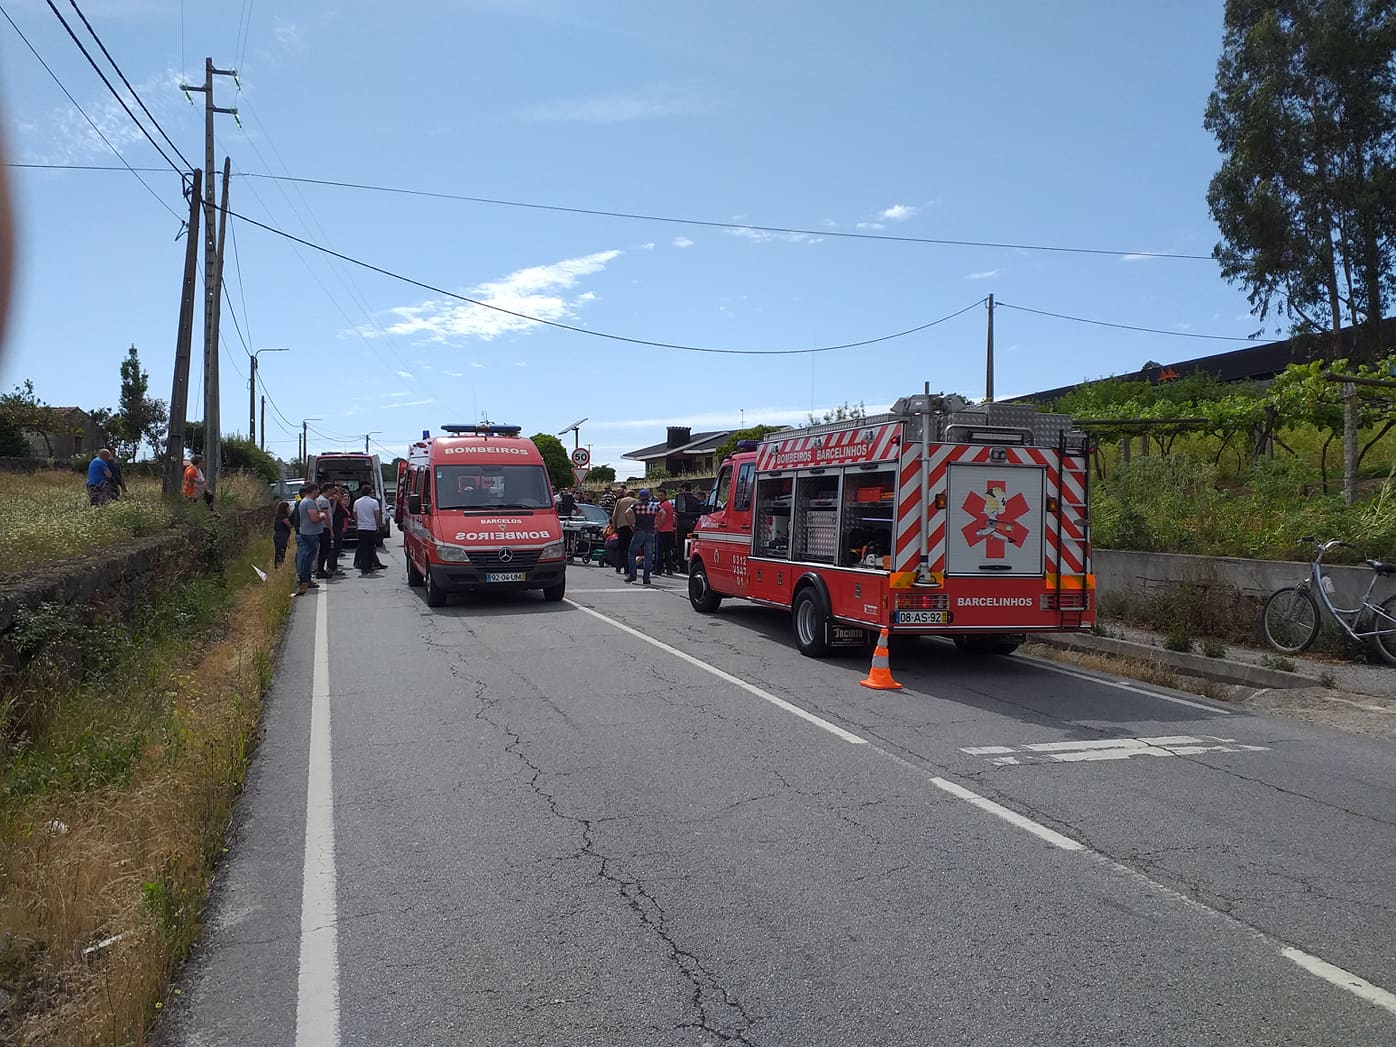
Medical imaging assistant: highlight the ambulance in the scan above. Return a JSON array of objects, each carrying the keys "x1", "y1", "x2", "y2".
[
  {"x1": 398, "y1": 424, "x2": 567, "y2": 607},
  {"x1": 686, "y1": 394, "x2": 1094, "y2": 656}
]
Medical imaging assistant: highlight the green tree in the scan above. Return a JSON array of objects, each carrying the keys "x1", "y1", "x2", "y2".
[
  {"x1": 0, "y1": 380, "x2": 74, "y2": 457},
  {"x1": 116, "y1": 344, "x2": 167, "y2": 458},
  {"x1": 713, "y1": 425, "x2": 785, "y2": 465},
  {"x1": 220, "y1": 437, "x2": 280, "y2": 484},
  {"x1": 1205, "y1": 1, "x2": 1396, "y2": 357},
  {"x1": 588, "y1": 463, "x2": 616, "y2": 484},
  {"x1": 809, "y1": 401, "x2": 866, "y2": 425},
  {"x1": 530, "y1": 432, "x2": 574, "y2": 490},
  {"x1": 0, "y1": 409, "x2": 29, "y2": 457}
]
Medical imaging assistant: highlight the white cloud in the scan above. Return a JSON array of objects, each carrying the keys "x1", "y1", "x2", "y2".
[
  {"x1": 30, "y1": 68, "x2": 187, "y2": 164},
  {"x1": 672, "y1": 236, "x2": 695, "y2": 248},
  {"x1": 880, "y1": 203, "x2": 918, "y2": 221},
  {"x1": 384, "y1": 398, "x2": 437, "y2": 410},
  {"x1": 821, "y1": 219, "x2": 839, "y2": 229},
  {"x1": 395, "y1": 370, "x2": 415, "y2": 378},
  {"x1": 441, "y1": 371, "x2": 466, "y2": 378},
  {"x1": 272, "y1": 19, "x2": 304, "y2": 49},
  {"x1": 366, "y1": 249, "x2": 620, "y2": 344},
  {"x1": 578, "y1": 291, "x2": 597, "y2": 301},
  {"x1": 724, "y1": 227, "x2": 823, "y2": 246},
  {"x1": 593, "y1": 405, "x2": 862, "y2": 431},
  {"x1": 639, "y1": 242, "x2": 656, "y2": 250},
  {"x1": 966, "y1": 269, "x2": 1001, "y2": 280},
  {"x1": 856, "y1": 222, "x2": 886, "y2": 231},
  {"x1": 513, "y1": 86, "x2": 711, "y2": 123},
  {"x1": 470, "y1": 361, "x2": 486, "y2": 368},
  {"x1": 1121, "y1": 254, "x2": 1154, "y2": 263},
  {"x1": 514, "y1": 361, "x2": 528, "y2": 367}
]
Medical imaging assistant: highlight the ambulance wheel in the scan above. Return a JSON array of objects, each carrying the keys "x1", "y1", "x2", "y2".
[
  {"x1": 405, "y1": 552, "x2": 424, "y2": 587},
  {"x1": 792, "y1": 588, "x2": 831, "y2": 658},
  {"x1": 688, "y1": 563, "x2": 722, "y2": 613},
  {"x1": 543, "y1": 580, "x2": 566, "y2": 602},
  {"x1": 424, "y1": 568, "x2": 448, "y2": 607}
]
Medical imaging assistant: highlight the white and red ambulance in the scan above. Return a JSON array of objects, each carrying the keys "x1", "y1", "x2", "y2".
[
  {"x1": 398, "y1": 424, "x2": 567, "y2": 607},
  {"x1": 686, "y1": 394, "x2": 1094, "y2": 655}
]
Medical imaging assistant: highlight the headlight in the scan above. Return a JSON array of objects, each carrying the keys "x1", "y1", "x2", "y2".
[
  {"x1": 436, "y1": 543, "x2": 471, "y2": 563},
  {"x1": 538, "y1": 540, "x2": 565, "y2": 562}
]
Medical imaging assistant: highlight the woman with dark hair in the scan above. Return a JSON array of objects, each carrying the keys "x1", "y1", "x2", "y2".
[{"x1": 273, "y1": 500, "x2": 292, "y2": 567}]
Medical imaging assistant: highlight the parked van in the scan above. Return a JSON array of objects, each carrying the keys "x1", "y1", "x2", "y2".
[
  {"x1": 307, "y1": 451, "x2": 390, "y2": 544},
  {"x1": 399, "y1": 424, "x2": 567, "y2": 606}
]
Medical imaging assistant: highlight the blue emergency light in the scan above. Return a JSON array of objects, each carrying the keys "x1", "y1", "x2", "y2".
[{"x1": 441, "y1": 424, "x2": 523, "y2": 436}]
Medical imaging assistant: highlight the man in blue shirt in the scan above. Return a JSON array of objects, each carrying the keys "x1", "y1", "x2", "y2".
[{"x1": 86, "y1": 448, "x2": 115, "y2": 506}]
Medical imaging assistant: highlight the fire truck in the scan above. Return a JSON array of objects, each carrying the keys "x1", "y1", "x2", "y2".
[{"x1": 686, "y1": 394, "x2": 1094, "y2": 656}]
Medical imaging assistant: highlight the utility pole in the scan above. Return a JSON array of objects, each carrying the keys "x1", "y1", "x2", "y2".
[
  {"x1": 984, "y1": 293, "x2": 995, "y2": 403},
  {"x1": 260, "y1": 395, "x2": 266, "y2": 452},
  {"x1": 364, "y1": 432, "x2": 381, "y2": 454},
  {"x1": 209, "y1": 155, "x2": 231, "y2": 482},
  {"x1": 164, "y1": 169, "x2": 203, "y2": 496},
  {"x1": 180, "y1": 57, "x2": 237, "y2": 493}
]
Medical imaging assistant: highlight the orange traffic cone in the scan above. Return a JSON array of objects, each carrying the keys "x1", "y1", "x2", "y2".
[{"x1": 860, "y1": 627, "x2": 903, "y2": 690}]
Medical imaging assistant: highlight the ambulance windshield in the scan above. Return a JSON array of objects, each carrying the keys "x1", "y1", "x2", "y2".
[{"x1": 433, "y1": 464, "x2": 552, "y2": 512}]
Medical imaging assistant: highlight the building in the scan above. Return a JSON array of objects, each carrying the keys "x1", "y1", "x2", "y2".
[
  {"x1": 624, "y1": 426, "x2": 734, "y2": 479},
  {"x1": 24, "y1": 407, "x2": 102, "y2": 459}
]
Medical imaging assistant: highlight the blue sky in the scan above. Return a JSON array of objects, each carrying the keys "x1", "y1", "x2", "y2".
[{"x1": 0, "y1": 0, "x2": 1265, "y2": 472}]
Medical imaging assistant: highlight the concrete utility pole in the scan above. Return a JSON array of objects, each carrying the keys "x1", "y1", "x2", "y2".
[
  {"x1": 164, "y1": 169, "x2": 203, "y2": 496},
  {"x1": 1342, "y1": 382, "x2": 1359, "y2": 506},
  {"x1": 209, "y1": 155, "x2": 231, "y2": 482},
  {"x1": 364, "y1": 432, "x2": 381, "y2": 454},
  {"x1": 250, "y1": 347, "x2": 289, "y2": 447},
  {"x1": 180, "y1": 58, "x2": 237, "y2": 492},
  {"x1": 984, "y1": 293, "x2": 995, "y2": 403},
  {"x1": 260, "y1": 395, "x2": 266, "y2": 452}
]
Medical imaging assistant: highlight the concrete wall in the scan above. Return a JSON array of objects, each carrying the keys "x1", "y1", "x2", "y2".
[{"x1": 1094, "y1": 548, "x2": 1396, "y2": 614}]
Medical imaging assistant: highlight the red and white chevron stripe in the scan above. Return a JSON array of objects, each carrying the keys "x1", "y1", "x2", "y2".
[{"x1": 757, "y1": 421, "x2": 902, "y2": 471}]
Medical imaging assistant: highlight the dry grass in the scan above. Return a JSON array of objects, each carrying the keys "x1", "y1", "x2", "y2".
[
  {"x1": 0, "y1": 471, "x2": 269, "y2": 579},
  {"x1": 0, "y1": 538, "x2": 294, "y2": 1045},
  {"x1": 1020, "y1": 641, "x2": 1233, "y2": 703}
]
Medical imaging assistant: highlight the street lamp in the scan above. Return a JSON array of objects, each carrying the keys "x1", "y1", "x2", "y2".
[
  {"x1": 299, "y1": 416, "x2": 322, "y2": 470},
  {"x1": 251, "y1": 347, "x2": 290, "y2": 448},
  {"x1": 363, "y1": 431, "x2": 382, "y2": 454}
]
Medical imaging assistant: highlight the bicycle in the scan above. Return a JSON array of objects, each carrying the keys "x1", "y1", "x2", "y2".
[{"x1": 1260, "y1": 537, "x2": 1396, "y2": 665}]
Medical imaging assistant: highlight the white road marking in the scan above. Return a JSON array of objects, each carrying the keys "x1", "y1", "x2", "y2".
[
  {"x1": 296, "y1": 590, "x2": 340, "y2": 1047},
  {"x1": 1280, "y1": 947, "x2": 1396, "y2": 1016},
  {"x1": 567, "y1": 595, "x2": 1396, "y2": 1015},
  {"x1": 565, "y1": 599, "x2": 866, "y2": 745},
  {"x1": 1020, "y1": 656, "x2": 1232, "y2": 714},
  {"x1": 962, "y1": 735, "x2": 1269, "y2": 765}
]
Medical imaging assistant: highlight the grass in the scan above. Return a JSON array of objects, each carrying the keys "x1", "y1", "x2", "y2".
[
  {"x1": 0, "y1": 536, "x2": 294, "y2": 1044},
  {"x1": 0, "y1": 471, "x2": 268, "y2": 579}
]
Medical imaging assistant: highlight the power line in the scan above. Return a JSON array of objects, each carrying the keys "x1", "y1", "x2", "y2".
[
  {"x1": 236, "y1": 171, "x2": 1216, "y2": 261},
  {"x1": 995, "y1": 302, "x2": 1265, "y2": 343},
  {"x1": 43, "y1": 0, "x2": 187, "y2": 174},
  {"x1": 0, "y1": 4, "x2": 181, "y2": 220},
  {"x1": 226, "y1": 203, "x2": 988, "y2": 356},
  {"x1": 4, "y1": 162, "x2": 172, "y2": 172},
  {"x1": 65, "y1": 0, "x2": 194, "y2": 169}
]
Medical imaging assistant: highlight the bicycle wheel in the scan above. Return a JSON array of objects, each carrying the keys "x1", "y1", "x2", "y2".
[
  {"x1": 1368, "y1": 595, "x2": 1396, "y2": 665},
  {"x1": 1261, "y1": 587, "x2": 1321, "y2": 654}
]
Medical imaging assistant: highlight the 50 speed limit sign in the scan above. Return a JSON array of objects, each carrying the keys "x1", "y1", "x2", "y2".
[{"x1": 571, "y1": 447, "x2": 591, "y2": 467}]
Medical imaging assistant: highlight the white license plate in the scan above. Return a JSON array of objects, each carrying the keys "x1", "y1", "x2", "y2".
[
  {"x1": 485, "y1": 571, "x2": 526, "y2": 583},
  {"x1": 894, "y1": 610, "x2": 945, "y2": 625}
]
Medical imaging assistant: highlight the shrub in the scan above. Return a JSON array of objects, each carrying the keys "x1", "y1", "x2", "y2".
[
  {"x1": 1201, "y1": 637, "x2": 1228, "y2": 658},
  {"x1": 1163, "y1": 627, "x2": 1194, "y2": 653}
]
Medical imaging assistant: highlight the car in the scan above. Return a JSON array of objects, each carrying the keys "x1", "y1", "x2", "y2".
[{"x1": 573, "y1": 503, "x2": 610, "y2": 526}]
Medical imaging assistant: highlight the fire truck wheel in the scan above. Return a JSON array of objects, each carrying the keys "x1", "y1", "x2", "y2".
[
  {"x1": 424, "y1": 568, "x2": 449, "y2": 607},
  {"x1": 792, "y1": 588, "x2": 831, "y2": 657},
  {"x1": 688, "y1": 563, "x2": 723, "y2": 613},
  {"x1": 405, "y1": 551, "x2": 425, "y2": 587}
]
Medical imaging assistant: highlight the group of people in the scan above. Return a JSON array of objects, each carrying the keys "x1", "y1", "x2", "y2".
[
  {"x1": 605, "y1": 482, "x2": 707, "y2": 584},
  {"x1": 275, "y1": 482, "x2": 385, "y2": 596},
  {"x1": 84, "y1": 448, "x2": 126, "y2": 506}
]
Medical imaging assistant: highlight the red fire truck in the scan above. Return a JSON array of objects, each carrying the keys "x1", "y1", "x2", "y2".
[{"x1": 686, "y1": 394, "x2": 1094, "y2": 656}]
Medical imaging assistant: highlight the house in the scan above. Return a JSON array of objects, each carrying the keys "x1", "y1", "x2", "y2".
[
  {"x1": 24, "y1": 407, "x2": 102, "y2": 459},
  {"x1": 624, "y1": 426, "x2": 734, "y2": 478}
]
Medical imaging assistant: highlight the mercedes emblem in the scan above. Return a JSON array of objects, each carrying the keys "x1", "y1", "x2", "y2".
[{"x1": 497, "y1": 547, "x2": 514, "y2": 562}]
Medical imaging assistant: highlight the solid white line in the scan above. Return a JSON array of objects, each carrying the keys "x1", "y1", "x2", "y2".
[
  {"x1": 1280, "y1": 947, "x2": 1396, "y2": 1016},
  {"x1": 927, "y1": 777, "x2": 1085, "y2": 851},
  {"x1": 296, "y1": 590, "x2": 340, "y2": 1047},
  {"x1": 1023, "y1": 657, "x2": 1232, "y2": 714},
  {"x1": 564, "y1": 599, "x2": 867, "y2": 745}
]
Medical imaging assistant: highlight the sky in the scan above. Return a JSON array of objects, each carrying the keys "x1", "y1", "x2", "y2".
[{"x1": 0, "y1": 0, "x2": 1269, "y2": 473}]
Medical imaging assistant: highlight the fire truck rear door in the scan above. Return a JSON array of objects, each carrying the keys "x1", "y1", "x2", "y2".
[{"x1": 945, "y1": 462, "x2": 1044, "y2": 577}]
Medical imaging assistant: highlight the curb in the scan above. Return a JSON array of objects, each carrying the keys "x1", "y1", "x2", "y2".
[{"x1": 1034, "y1": 632, "x2": 1321, "y2": 690}]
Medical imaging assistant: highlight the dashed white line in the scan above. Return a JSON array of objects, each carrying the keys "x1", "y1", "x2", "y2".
[
  {"x1": 1280, "y1": 947, "x2": 1396, "y2": 1016},
  {"x1": 296, "y1": 590, "x2": 340, "y2": 1047},
  {"x1": 926, "y1": 776, "x2": 1084, "y2": 851}
]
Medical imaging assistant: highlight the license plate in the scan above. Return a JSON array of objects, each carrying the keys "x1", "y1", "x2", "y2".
[
  {"x1": 894, "y1": 610, "x2": 946, "y2": 625},
  {"x1": 485, "y1": 571, "x2": 526, "y2": 583}
]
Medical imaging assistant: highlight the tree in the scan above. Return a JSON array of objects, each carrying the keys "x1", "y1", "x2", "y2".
[
  {"x1": 587, "y1": 463, "x2": 616, "y2": 485},
  {"x1": 1205, "y1": 1, "x2": 1396, "y2": 358},
  {"x1": 116, "y1": 344, "x2": 167, "y2": 458},
  {"x1": 0, "y1": 410, "x2": 29, "y2": 457},
  {"x1": 530, "y1": 432, "x2": 574, "y2": 490},
  {"x1": 713, "y1": 425, "x2": 785, "y2": 465},
  {"x1": 0, "y1": 380, "x2": 74, "y2": 457},
  {"x1": 809, "y1": 401, "x2": 866, "y2": 425},
  {"x1": 221, "y1": 437, "x2": 280, "y2": 484}
]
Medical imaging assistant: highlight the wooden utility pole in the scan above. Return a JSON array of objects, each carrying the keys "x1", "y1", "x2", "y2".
[
  {"x1": 1342, "y1": 381, "x2": 1359, "y2": 506},
  {"x1": 984, "y1": 293, "x2": 995, "y2": 403},
  {"x1": 164, "y1": 169, "x2": 203, "y2": 496},
  {"x1": 180, "y1": 58, "x2": 237, "y2": 492}
]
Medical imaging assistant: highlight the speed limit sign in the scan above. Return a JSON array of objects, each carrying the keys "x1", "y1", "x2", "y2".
[{"x1": 571, "y1": 447, "x2": 591, "y2": 467}]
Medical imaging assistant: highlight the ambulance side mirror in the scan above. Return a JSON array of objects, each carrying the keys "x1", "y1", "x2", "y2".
[{"x1": 407, "y1": 494, "x2": 422, "y2": 514}]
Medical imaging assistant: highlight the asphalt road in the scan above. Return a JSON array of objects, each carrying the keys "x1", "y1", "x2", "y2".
[{"x1": 158, "y1": 543, "x2": 1396, "y2": 1047}]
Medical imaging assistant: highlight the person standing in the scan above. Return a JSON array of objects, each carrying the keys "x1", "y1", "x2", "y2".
[
  {"x1": 273, "y1": 500, "x2": 292, "y2": 568},
  {"x1": 557, "y1": 487, "x2": 577, "y2": 518},
  {"x1": 295, "y1": 483, "x2": 327, "y2": 596},
  {"x1": 85, "y1": 448, "x2": 115, "y2": 506},
  {"x1": 626, "y1": 488, "x2": 660, "y2": 585},
  {"x1": 655, "y1": 486, "x2": 677, "y2": 575},
  {"x1": 313, "y1": 485, "x2": 335, "y2": 579},
  {"x1": 611, "y1": 488, "x2": 636, "y2": 575},
  {"x1": 601, "y1": 486, "x2": 618, "y2": 514},
  {"x1": 353, "y1": 486, "x2": 384, "y2": 575},
  {"x1": 329, "y1": 486, "x2": 350, "y2": 576},
  {"x1": 107, "y1": 454, "x2": 127, "y2": 499},
  {"x1": 182, "y1": 453, "x2": 212, "y2": 509}
]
